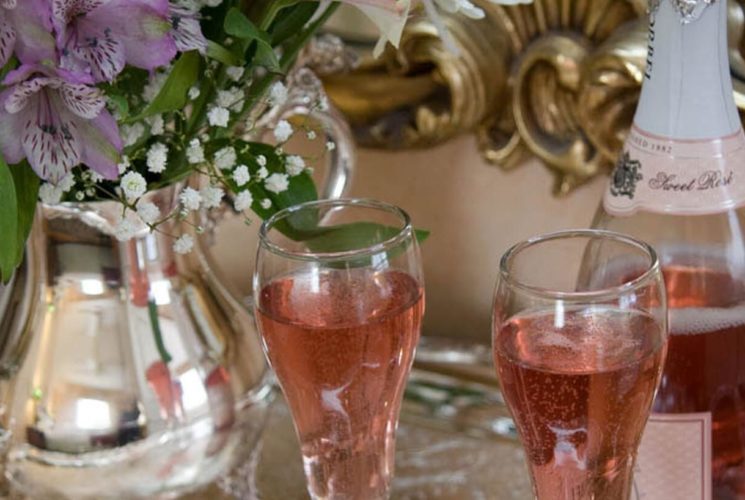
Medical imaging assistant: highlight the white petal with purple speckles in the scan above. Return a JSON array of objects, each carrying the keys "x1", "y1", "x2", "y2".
[
  {"x1": 52, "y1": 0, "x2": 105, "y2": 22},
  {"x1": 5, "y1": 78, "x2": 47, "y2": 114},
  {"x1": 21, "y1": 92, "x2": 82, "y2": 183},
  {"x1": 58, "y1": 82, "x2": 106, "y2": 119},
  {"x1": 169, "y1": 4, "x2": 207, "y2": 53},
  {"x1": 75, "y1": 27, "x2": 125, "y2": 82},
  {"x1": 0, "y1": 11, "x2": 16, "y2": 67}
]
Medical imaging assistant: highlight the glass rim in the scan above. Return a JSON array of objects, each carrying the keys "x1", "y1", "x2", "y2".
[
  {"x1": 258, "y1": 198, "x2": 413, "y2": 262},
  {"x1": 499, "y1": 229, "x2": 660, "y2": 301}
]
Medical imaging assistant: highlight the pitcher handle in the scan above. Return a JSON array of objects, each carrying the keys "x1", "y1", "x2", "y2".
[{"x1": 264, "y1": 67, "x2": 355, "y2": 200}]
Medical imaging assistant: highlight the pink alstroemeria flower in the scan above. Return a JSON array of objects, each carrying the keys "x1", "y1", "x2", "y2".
[
  {"x1": 340, "y1": 0, "x2": 533, "y2": 56},
  {"x1": 0, "y1": 64, "x2": 122, "y2": 183},
  {"x1": 0, "y1": 0, "x2": 56, "y2": 66},
  {"x1": 169, "y1": 3, "x2": 207, "y2": 54},
  {"x1": 53, "y1": 0, "x2": 177, "y2": 82}
]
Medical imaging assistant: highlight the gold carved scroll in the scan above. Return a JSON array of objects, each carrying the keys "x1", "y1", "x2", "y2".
[{"x1": 323, "y1": 0, "x2": 745, "y2": 195}]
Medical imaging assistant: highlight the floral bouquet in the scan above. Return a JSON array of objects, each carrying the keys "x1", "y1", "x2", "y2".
[
  {"x1": 0, "y1": 0, "x2": 529, "y2": 283},
  {"x1": 0, "y1": 0, "x2": 358, "y2": 283}
]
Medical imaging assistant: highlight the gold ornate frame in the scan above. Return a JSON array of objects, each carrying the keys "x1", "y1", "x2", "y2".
[{"x1": 322, "y1": 0, "x2": 745, "y2": 194}]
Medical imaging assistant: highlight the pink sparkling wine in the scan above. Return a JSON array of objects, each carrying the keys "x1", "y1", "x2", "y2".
[
  {"x1": 257, "y1": 269, "x2": 424, "y2": 500},
  {"x1": 494, "y1": 307, "x2": 666, "y2": 500}
]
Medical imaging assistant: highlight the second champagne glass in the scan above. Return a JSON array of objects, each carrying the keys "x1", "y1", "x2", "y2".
[
  {"x1": 492, "y1": 230, "x2": 668, "y2": 499},
  {"x1": 254, "y1": 199, "x2": 424, "y2": 500}
]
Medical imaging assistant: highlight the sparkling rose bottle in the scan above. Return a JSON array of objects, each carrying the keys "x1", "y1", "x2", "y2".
[{"x1": 592, "y1": 1, "x2": 745, "y2": 498}]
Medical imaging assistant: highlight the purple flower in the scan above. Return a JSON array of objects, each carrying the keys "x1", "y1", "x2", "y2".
[
  {"x1": 0, "y1": 0, "x2": 56, "y2": 66},
  {"x1": 0, "y1": 1, "x2": 17, "y2": 67},
  {"x1": 169, "y1": 3, "x2": 207, "y2": 54},
  {"x1": 0, "y1": 64, "x2": 122, "y2": 183},
  {"x1": 53, "y1": 0, "x2": 177, "y2": 82}
]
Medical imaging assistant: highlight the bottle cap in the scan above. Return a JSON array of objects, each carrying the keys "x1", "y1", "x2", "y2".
[{"x1": 656, "y1": 0, "x2": 717, "y2": 23}]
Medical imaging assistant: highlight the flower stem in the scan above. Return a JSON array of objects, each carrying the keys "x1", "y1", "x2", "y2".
[{"x1": 148, "y1": 299, "x2": 172, "y2": 364}]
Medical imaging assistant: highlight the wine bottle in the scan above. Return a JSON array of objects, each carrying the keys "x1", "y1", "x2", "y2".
[{"x1": 592, "y1": 1, "x2": 745, "y2": 498}]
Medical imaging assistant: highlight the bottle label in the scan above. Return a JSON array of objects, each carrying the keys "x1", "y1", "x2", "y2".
[
  {"x1": 604, "y1": 127, "x2": 745, "y2": 216},
  {"x1": 633, "y1": 412, "x2": 712, "y2": 500}
]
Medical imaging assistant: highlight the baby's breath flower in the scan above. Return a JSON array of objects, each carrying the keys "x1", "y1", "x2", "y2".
[
  {"x1": 173, "y1": 234, "x2": 194, "y2": 255},
  {"x1": 285, "y1": 155, "x2": 305, "y2": 176},
  {"x1": 188, "y1": 85, "x2": 200, "y2": 100},
  {"x1": 121, "y1": 123, "x2": 145, "y2": 147},
  {"x1": 90, "y1": 172, "x2": 104, "y2": 183},
  {"x1": 326, "y1": 141, "x2": 336, "y2": 151},
  {"x1": 39, "y1": 183, "x2": 62, "y2": 205},
  {"x1": 200, "y1": 185, "x2": 224, "y2": 209},
  {"x1": 143, "y1": 71, "x2": 170, "y2": 102},
  {"x1": 146, "y1": 143, "x2": 169, "y2": 173},
  {"x1": 75, "y1": 191, "x2": 85, "y2": 201},
  {"x1": 232, "y1": 165, "x2": 250, "y2": 187},
  {"x1": 256, "y1": 155, "x2": 267, "y2": 167},
  {"x1": 216, "y1": 88, "x2": 244, "y2": 111},
  {"x1": 58, "y1": 173, "x2": 76, "y2": 193},
  {"x1": 114, "y1": 217, "x2": 139, "y2": 241},
  {"x1": 186, "y1": 139, "x2": 205, "y2": 164},
  {"x1": 147, "y1": 114, "x2": 165, "y2": 135},
  {"x1": 269, "y1": 82, "x2": 288, "y2": 106},
  {"x1": 207, "y1": 106, "x2": 230, "y2": 127},
  {"x1": 120, "y1": 172, "x2": 147, "y2": 201},
  {"x1": 260, "y1": 198, "x2": 272, "y2": 209},
  {"x1": 256, "y1": 166, "x2": 269, "y2": 179},
  {"x1": 273, "y1": 120, "x2": 293, "y2": 142},
  {"x1": 234, "y1": 190, "x2": 253, "y2": 211},
  {"x1": 226, "y1": 66, "x2": 245, "y2": 82},
  {"x1": 265, "y1": 173, "x2": 289, "y2": 194},
  {"x1": 118, "y1": 155, "x2": 131, "y2": 174},
  {"x1": 136, "y1": 201, "x2": 161, "y2": 225},
  {"x1": 179, "y1": 187, "x2": 201, "y2": 211},
  {"x1": 306, "y1": 130, "x2": 317, "y2": 140},
  {"x1": 214, "y1": 146, "x2": 237, "y2": 170}
]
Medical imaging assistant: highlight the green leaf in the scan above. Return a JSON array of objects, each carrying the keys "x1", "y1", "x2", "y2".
[
  {"x1": 225, "y1": 8, "x2": 271, "y2": 42},
  {"x1": 302, "y1": 223, "x2": 429, "y2": 254},
  {"x1": 0, "y1": 159, "x2": 19, "y2": 282},
  {"x1": 269, "y1": 3, "x2": 319, "y2": 45},
  {"x1": 224, "y1": 8, "x2": 279, "y2": 70},
  {"x1": 106, "y1": 93, "x2": 129, "y2": 119},
  {"x1": 9, "y1": 162, "x2": 39, "y2": 265},
  {"x1": 246, "y1": 0, "x2": 303, "y2": 30},
  {"x1": 414, "y1": 229, "x2": 430, "y2": 243},
  {"x1": 0, "y1": 161, "x2": 36, "y2": 283},
  {"x1": 206, "y1": 40, "x2": 241, "y2": 66},
  {"x1": 128, "y1": 51, "x2": 200, "y2": 121},
  {"x1": 253, "y1": 43, "x2": 280, "y2": 71}
]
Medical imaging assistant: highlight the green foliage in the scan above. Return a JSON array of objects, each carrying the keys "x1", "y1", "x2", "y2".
[
  {"x1": 129, "y1": 51, "x2": 201, "y2": 122},
  {"x1": 225, "y1": 8, "x2": 280, "y2": 70},
  {"x1": 269, "y1": 3, "x2": 319, "y2": 45},
  {"x1": 0, "y1": 160, "x2": 38, "y2": 283},
  {"x1": 0, "y1": 0, "x2": 430, "y2": 282},
  {"x1": 206, "y1": 40, "x2": 241, "y2": 66}
]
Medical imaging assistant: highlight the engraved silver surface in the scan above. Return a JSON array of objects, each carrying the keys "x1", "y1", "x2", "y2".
[{"x1": 670, "y1": 0, "x2": 716, "y2": 23}]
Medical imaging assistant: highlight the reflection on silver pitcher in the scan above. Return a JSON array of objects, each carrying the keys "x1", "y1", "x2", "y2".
[{"x1": 0, "y1": 65, "x2": 354, "y2": 499}]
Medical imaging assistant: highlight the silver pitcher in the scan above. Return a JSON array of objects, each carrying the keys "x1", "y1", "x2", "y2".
[{"x1": 0, "y1": 66, "x2": 354, "y2": 499}]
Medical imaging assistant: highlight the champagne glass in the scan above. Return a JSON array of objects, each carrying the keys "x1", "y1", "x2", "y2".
[
  {"x1": 253, "y1": 199, "x2": 424, "y2": 500},
  {"x1": 492, "y1": 230, "x2": 668, "y2": 499}
]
